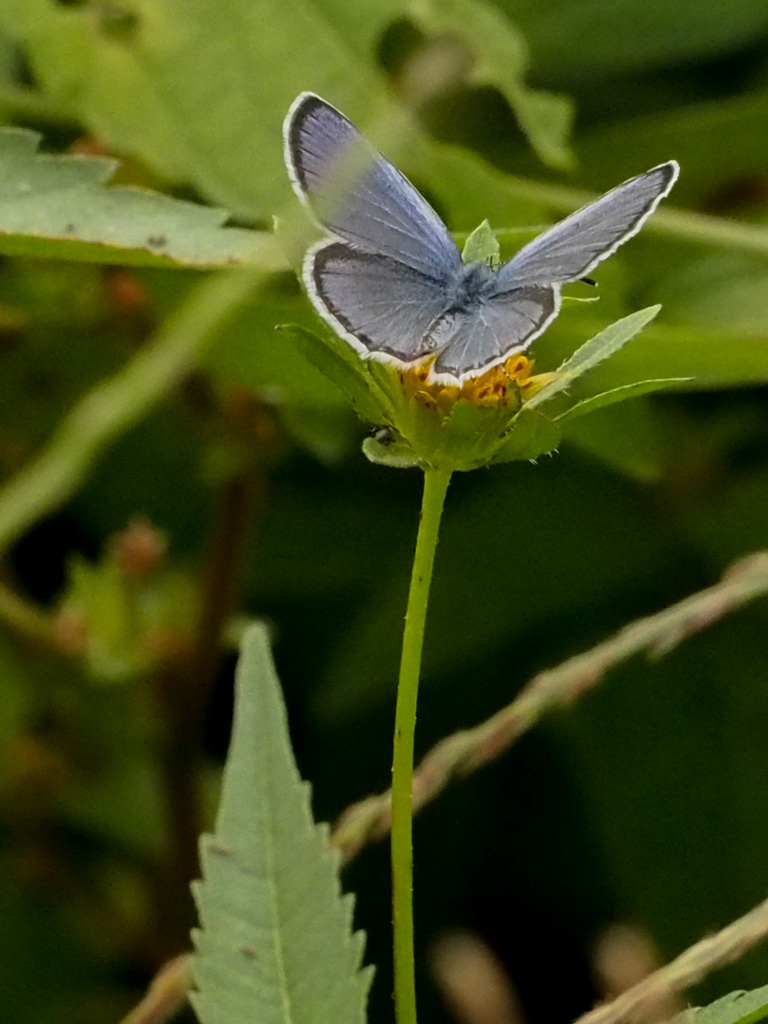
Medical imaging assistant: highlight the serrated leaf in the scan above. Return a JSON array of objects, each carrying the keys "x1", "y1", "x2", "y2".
[
  {"x1": 526, "y1": 306, "x2": 662, "y2": 410},
  {"x1": 670, "y1": 984, "x2": 768, "y2": 1024},
  {"x1": 0, "y1": 0, "x2": 571, "y2": 219},
  {"x1": 556, "y1": 377, "x2": 691, "y2": 421},
  {"x1": 0, "y1": 0, "x2": 390, "y2": 218},
  {"x1": 191, "y1": 623, "x2": 373, "y2": 1024},
  {"x1": 0, "y1": 127, "x2": 275, "y2": 268}
]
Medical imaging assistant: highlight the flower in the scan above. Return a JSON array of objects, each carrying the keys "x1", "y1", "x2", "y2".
[
  {"x1": 399, "y1": 353, "x2": 556, "y2": 410},
  {"x1": 282, "y1": 304, "x2": 680, "y2": 472},
  {"x1": 358, "y1": 352, "x2": 561, "y2": 471}
]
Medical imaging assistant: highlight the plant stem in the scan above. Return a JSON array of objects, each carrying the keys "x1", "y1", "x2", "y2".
[
  {"x1": 392, "y1": 466, "x2": 452, "y2": 1024},
  {"x1": 0, "y1": 578, "x2": 53, "y2": 647}
]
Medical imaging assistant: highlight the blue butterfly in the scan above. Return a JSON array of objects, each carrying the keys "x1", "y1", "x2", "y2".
[{"x1": 284, "y1": 93, "x2": 678, "y2": 385}]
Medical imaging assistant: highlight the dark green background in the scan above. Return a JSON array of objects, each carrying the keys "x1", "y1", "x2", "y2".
[{"x1": 0, "y1": 0, "x2": 768, "y2": 1021}]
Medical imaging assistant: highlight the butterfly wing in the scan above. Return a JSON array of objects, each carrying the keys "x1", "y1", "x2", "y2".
[
  {"x1": 284, "y1": 93, "x2": 462, "y2": 282},
  {"x1": 430, "y1": 286, "x2": 559, "y2": 381},
  {"x1": 494, "y1": 162, "x2": 679, "y2": 290},
  {"x1": 307, "y1": 240, "x2": 451, "y2": 364}
]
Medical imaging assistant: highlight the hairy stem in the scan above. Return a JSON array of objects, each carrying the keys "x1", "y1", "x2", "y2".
[{"x1": 392, "y1": 466, "x2": 452, "y2": 1024}]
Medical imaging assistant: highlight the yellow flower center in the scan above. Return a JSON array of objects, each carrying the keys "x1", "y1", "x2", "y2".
[{"x1": 398, "y1": 353, "x2": 555, "y2": 412}]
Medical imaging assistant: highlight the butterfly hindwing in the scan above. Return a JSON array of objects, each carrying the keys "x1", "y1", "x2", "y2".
[
  {"x1": 429, "y1": 286, "x2": 560, "y2": 379},
  {"x1": 307, "y1": 241, "x2": 450, "y2": 363}
]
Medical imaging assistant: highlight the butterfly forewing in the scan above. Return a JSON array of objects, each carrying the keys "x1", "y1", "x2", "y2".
[
  {"x1": 285, "y1": 93, "x2": 462, "y2": 282},
  {"x1": 308, "y1": 241, "x2": 450, "y2": 363},
  {"x1": 494, "y1": 162, "x2": 679, "y2": 290}
]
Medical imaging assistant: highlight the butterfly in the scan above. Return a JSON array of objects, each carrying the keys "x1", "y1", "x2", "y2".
[{"x1": 284, "y1": 92, "x2": 678, "y2": 385}]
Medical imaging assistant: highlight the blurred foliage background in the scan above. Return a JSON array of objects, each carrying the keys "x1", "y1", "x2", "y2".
[{"x1": 0, "y1": 1, "x2": 767, "y2": 1023}]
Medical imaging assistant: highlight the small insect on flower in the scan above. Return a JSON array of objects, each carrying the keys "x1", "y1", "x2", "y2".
[{"x1": 283, "y1": 92, "x2": 678, "y2": 386}]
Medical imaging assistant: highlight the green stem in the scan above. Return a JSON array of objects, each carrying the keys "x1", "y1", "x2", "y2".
[{"x1": 392, "y1": 466, "x2": 452, "y2": 1024}]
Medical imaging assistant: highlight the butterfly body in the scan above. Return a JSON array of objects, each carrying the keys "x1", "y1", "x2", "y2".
[
  {"x1": 444, "y1": 261, "x2": 498, "y2": 311},
  {"x1": 284, "y1": 93, "x2": 678, "y2": 384}
]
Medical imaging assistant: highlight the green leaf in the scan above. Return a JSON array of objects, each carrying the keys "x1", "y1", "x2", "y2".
[
  {"x1": 472, "y1": 170, "x2": 768, "y2": 258},
  {"x1": 461, "y1": 219, "x2": 500, "y2": 264},
  {"x1": 0, "y1": 0, "x2": 571, "y2": 220},
  {"x1": 491, "y1": 407, "x2": 561, "y2": 463},
  {"x1": 405, "y1": 136, "x2": 547, "y2": 233},
  {"x1": 279, "y1": 325, "x2": 385, "y2": 424},
  {"x1": 411, "y1": 0, "x2": 574, "y2": 169},
  {"x1": 652, "y1": 251, "x2": 768, "y2": 334},
  {"x1": 504, "y1": 0, "x2": 768, "y2": 87},
  {"x1": 556, "y1": 377, "x2": 691, "y2": 420},
  {"x1": 670, "y1": 984, "x2": 768, "y2": 1024},
  {"x1": 362, "y1": 431, "x2": 421, "y2": 469},
  {"x1": 526, "y1": 306, "x2": 662, "y2": 410},
  {"x1": 553, "y1": 319, "x2": 768, "y2": 395},
  {"x1": 0, "y1": 0, "x2": 391, "y2": 218},
  {"x1": 191, "y1": 623, "x2": 372, "y2": 1024},
  {"x1": 0, "y1": 127, "x2": 274, "y2": 268},
  {"x1": 555, "y1": 306, "x2": 663, "y2": 379},
  {"x1": 201, "y1": 285, "x2": 354, "y2": 411}
]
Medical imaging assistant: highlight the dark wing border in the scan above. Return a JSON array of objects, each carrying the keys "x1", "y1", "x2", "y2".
[{"x1": 304, "y1": 238, "x2": 450, "y2": 367}]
